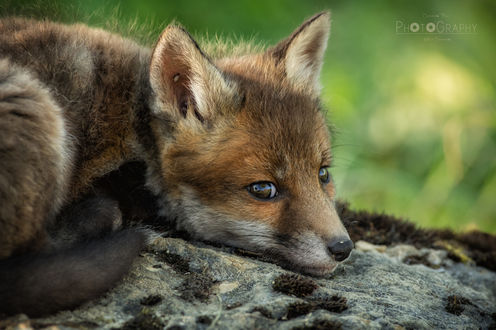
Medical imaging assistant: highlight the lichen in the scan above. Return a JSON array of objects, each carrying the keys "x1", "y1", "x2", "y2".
[{"x1": 272, "y1": 274, "x2": 318, "y2": 298}]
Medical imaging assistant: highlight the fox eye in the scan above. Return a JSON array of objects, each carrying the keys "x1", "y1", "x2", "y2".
[
  {"x1": 248, "y1": 182, "x2": 277, "y2": 200},
  {"x1": 319, "y1": 167, "x2": 330, "y2": 184}
]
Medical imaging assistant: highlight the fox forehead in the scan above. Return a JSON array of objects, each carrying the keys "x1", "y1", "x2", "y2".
[
  {"x1": 223, "y1": 54, "x2": 333, "y2": 176},
  {"x1": 160, "y1": 48, "x2": 334, "y2": 204},
  {"x1": 164, "y1": 68, "x2": 332, "y2": 191},
  {"x1": 236, "y1": 99, "x2": 331, "y2": 179}
]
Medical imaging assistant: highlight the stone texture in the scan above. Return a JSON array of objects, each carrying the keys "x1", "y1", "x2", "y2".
[{"x1": 1, "y1": 236, "x2": 495, "y2": 330}]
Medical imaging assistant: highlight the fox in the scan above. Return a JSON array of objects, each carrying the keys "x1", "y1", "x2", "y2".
[{"x1": 0, "y1": 11, "x2": 353, "y2": 317}]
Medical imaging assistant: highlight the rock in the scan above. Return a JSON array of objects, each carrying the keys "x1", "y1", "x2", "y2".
[
  {"x1": 355, "y1": 240, "x2": 387, "y2": 253},
  {"x1": 384, "y1": 243, "x2": 452, "y2": 269},
  {"x1": 1, "y1": 236, "x2": 495, "y2": 329}
]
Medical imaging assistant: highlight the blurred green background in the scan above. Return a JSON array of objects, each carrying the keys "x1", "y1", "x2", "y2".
[{"x1": 2, "y1": 0, "x2": 495, "y2": 233}]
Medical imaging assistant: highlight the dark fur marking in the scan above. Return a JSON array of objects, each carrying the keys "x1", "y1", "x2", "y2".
[
  {"x1": 48, "y1": 195, "x2": 122, "y2": 249},
  {"x1": 240, "y1": 92, "x2": 247, "y2": 108},
  {"x1": 193, "y1": 107, "x2": 204, "y2": 123},
  {"x1": 177, "y1": 25, "x2": 215, "y2": 65},
  {"x1": 134, "y1": 79, "x2": 164, "y2": 171},
  {"x1": 0, "y1": 229, "x2": 146, "y2": 317}
]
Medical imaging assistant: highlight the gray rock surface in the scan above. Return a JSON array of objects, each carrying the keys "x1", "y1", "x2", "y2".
[{"x1": 2, "y1": 237, "x2": 495, "y2": 329}]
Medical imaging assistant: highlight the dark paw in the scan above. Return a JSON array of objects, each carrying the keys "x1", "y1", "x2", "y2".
[{"x1": 48, "y1": 195, "x2": 123, "y2": 248}]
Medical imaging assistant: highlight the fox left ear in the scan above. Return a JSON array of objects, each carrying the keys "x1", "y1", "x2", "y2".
[
  {"x1": 270, "y1": 11, "x2": 330, "y2": 94},
  {"x1": 149, "y1": 25, "x2": 238, "y2": 123}
]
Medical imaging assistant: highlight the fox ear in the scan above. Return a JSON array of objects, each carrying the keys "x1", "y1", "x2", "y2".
[
  {"x1": 270, "y1": 12, "x2": 330, "y2": 94},
  {"x1": 150, "y1": 25, "x2": 237, "y2": 123}
]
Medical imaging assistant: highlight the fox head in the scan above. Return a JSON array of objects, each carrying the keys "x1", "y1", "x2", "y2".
[{"x1": 146, "y1": 12, "x2": 352, "y2": 276}]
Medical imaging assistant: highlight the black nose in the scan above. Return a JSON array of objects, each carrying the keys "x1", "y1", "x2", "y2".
[{"x1": 328, "y1": 239, "x2": 354, "y2": 261}]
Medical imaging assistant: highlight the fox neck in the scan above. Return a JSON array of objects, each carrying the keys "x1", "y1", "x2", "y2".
[
  {"x1": 68, "y1": 44, "x2": 173, "y2": 209},
  {"x1": 66, "y1": 47, "x2": 156, "y2": 200}
]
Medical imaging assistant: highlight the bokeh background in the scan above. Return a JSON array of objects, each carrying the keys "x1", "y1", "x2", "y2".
[{"x1": 2, "y1": 0, "x2": 495, "y2": 233}]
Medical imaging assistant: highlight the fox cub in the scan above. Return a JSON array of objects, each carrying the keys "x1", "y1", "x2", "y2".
[{"x1": 0, "y1": 12, "x2": 353, "y2": 316}]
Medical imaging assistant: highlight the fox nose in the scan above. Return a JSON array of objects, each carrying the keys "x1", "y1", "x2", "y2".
[{"x1": 327, "y1": 238, "x2": 354, "y2": 261}]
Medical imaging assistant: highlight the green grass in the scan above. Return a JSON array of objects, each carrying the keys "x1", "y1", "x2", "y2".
[{"x1": 2, "y1": 0, "x2": 495, "y2": 233}]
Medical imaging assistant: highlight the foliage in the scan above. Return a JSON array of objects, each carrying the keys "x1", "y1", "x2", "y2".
[{"x1": 2, "y1": 0, "x2": 494, "y2": 233}]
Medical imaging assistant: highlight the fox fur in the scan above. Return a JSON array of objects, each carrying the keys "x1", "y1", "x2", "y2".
[{"x1": 0, "y1": 12, "x2": 352, "y2": 317}]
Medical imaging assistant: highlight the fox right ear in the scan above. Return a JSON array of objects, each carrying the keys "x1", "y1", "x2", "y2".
[
  {"x1": 149, "y1": 25, "x2": 237, "y2": 124},
  {"x1": 270, "y1": 12, "x2": 330, "y2": 95}
]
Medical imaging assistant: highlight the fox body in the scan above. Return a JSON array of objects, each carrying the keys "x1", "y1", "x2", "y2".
[{"x1": 0, "y1": 12, "x2": 352, "y2": 316}]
